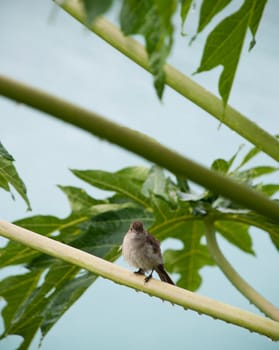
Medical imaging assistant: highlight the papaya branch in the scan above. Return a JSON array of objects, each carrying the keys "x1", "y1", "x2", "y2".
[
  {"x1": 1, "y1": 74, "x2": 279, "y2": 222},
  {"x1": 0, "y1": 219, "x2": 279, "y2": 340},
  {"x1": 204, "y1": 219, "x2": 279, "y2": 321}
]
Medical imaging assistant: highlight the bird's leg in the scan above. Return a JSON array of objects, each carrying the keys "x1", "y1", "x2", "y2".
[
  {"x1": 144, "y1": 269, "x2": 154, "y2": 283},
  {"x1": 134, "y1": 268, "x2": 145, "y2": 275}
]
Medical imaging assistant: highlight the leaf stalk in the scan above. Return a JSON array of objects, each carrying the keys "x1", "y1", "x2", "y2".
[
  {"x1": 0, "y1": 219, "x2": 279, "y2": 340},
  {"x1": 204, "y1": 218, "x2": 279, "y2": 321},
  {"x1": 1, "y1": 75, "x2": 279, "y2": 222}
]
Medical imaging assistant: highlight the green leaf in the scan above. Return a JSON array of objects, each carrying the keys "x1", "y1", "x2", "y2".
[
  {"x1": 180, "y1": 0, "x2": 194, "y2": 30},
  {"x1": 120, "y1": 0, "x2": 177, "y2": 98},
  {"x1": 258, "y1": 184, "x2": 279, "y2": 197},
  {"x1": 71, "y1": 168, "x2": 150, "y2": 207},
  {"x1": 0, "y1": 270, "x2": 43, "y2": 350},
  {"x1": 144, "y1": 166, "x2": 166, "y2": 196},
  {"x1": 162, "y1": 220, "x2": 215, "y2": 290},
  {"x1": 217, "y1": 211, "x2": 279, "y2": 251},
  {"x1": 238, "y1": 166, "x2": 278, "y2": 180},
  {"x1": 211, "y1": 158, "x2": 229, "y2": 174},
  {"x1": 81, "y1": 0, "x2": 113, "y2": 23},
  {"x1": 58, "y1": 185, "x2": 104, "y2": 212},
  {"x1": 236, "y1": 146, "x2": 260, "y2": 169},
  {"x1": 197, "y1": 0, "x2": 232, "y2": 33},
  {"x1": 116, "y1": 166, "x2": 149, "y2": 182},
  {"x1": 215, "y1": 220, "x2": 254, "y2": 254},
  {"x1": 41, "y1": 271, "x2": 97, "y2": 336},
  {"x1": 248, "y1": 0, "x2": 268, "y2": 50},
  {"x1": 0, "y1": 142, "x2": 14, "y2": 161},
  {"x1": 195, "y1": 0, "x2": 267, "y2": 105},
  {"x1": 0, "y1": 142, "x2": 31, "y2": 210}
]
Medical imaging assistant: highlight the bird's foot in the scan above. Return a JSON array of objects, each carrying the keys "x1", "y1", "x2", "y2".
[
  {"x1": 134, "y1": 268, "x2": 145, "y2": 275},
  {"x1": 144, "y1": 270, "x2": 154, "y2": 284}
]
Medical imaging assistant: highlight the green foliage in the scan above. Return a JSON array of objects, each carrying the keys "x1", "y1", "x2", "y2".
[
  {"x1": 196, "y1": 0, "x2": 232, "y2": 34},
  {"x1": 0, "y1": 142, "x2": 31, "y2": 210},
  {"x1": 120, "y1": 0, "x2": 176, "y2": 98},
  {"x1": 1, "y1": 144, "x2": 279, "y2": 349},
  {"x1": 78, "y1": 0, "x2": 267, "y2": 103},
  {"x1": 195, "y1": 0, "x2": 267, "y2": 105}
]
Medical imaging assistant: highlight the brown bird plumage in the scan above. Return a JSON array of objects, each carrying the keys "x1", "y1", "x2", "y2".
[{"x1": 122, "y1": 221, "x2": 175, "y2": 285}]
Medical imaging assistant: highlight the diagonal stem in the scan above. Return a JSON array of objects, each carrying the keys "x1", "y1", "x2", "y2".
[
  {"x1": 204, "y1": 219, "x2": 279, "y2": 321},
  {"x1": 1, "y1": 75, "x2": 279, "y2": 222},
  {"x1": 0, "y1": 219, "x2": 279, "y2": 339}
]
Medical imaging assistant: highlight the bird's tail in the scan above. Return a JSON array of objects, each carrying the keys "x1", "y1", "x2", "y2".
[{"x1": 155, "y1": 264, "x2": 175, "y2": 285}]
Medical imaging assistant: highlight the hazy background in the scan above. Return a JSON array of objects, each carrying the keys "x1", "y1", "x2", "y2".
[{"x1": 0, "y1": 1, "x2": 278, "y2": 349}]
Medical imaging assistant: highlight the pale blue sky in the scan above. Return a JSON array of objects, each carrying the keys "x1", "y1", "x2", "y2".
[{"x1": 0, "y1": 1, "x2": 278, "y2": 350}]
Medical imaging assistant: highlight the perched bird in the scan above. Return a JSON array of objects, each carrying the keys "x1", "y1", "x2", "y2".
[{"x1": 122, "y1": 221, "x2": 175, "y2": 285}]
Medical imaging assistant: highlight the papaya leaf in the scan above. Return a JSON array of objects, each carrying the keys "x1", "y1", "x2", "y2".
[
  {"x1": 116, "y1": 166, "x2": 149, "y2": 182},
  {"x1": 120, "y1": 0, "x2": 176, "y2": 98},
  {"x1": 161, "y1": 220, "x2": 215, "y2": 290},
  {"x1": 197, "y1": 0, "x2": 232, "y2": 34},
  {"x1": 0, "y1": 142, "x2": 31, "y2": 210},
  {"x1": 216, "y1": 211, "x2": 279, "y2": 251},
  {"x1": 0, "y1": 270, "x2": 43, "y2": 350},
  {"x1": 195, "y1": 0, "x2": 267, "y2": 105},
  {"x1": 248, "y1": 0, "x2": 268, "y2": 50},
  {"x1": 141, "y1": 165, "x2": 177, "y2": 205},
  {"x1": 41, "y1": 271, "x2": 97, "y2": 337},
  {"x1": 215, "y1": 220, "x2": 254, "y2": 254},
  {"x1": 237, "y1": 166, "x2": 278, "y2": 180},
  {"x1": 257, "y1": 184, "x2": 279, "y2": 197},
  {"x1": 235, "y1": 145, "x2": 260, "y2": 170},
  {"x1": 180, "y1": 0, "x2": 194, "y2": 31},
  {"x1": 211, "y1": 158, "x2": 230, "y2": 174},
  {"x1": 71, "y1": 168, "x2": 150, "y2": 207},
  {"x1": 58, "y1": 185, "x2": 105, "y2": 212},
  {"x1": 146, "y1": 196, "x2": 214, "y2": 291}
]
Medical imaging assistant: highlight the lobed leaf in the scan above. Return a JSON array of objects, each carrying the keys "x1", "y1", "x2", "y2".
[
  {"x1": 180, "y1": 0, "x2": 194, "y2": 31},
  {"x1": 147, "y1": 197, "x2": 214, "y2": 290},
  {"x1": 215, "y1": 220, "x2": 254, "y2": 254},
  {"x1": 58, "y1": 185, "x2": 105, "y2": 212},
  {"x1": 195, "y1": 0, "x2": 267, "y2": 105},
  {"x1": 162, "y1": 220, "x2": 215, "y2": 290},
  {"x1": 71, "y1": 168, "x2": 150, "y2": 207},
  {"x1": 197, "y1": 0, "x2": 232, "y2": 34}
]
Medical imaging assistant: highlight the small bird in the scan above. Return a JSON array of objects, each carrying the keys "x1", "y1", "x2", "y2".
[{"x1": 122, "y1": 221, "x2": 175, "y2": 285}]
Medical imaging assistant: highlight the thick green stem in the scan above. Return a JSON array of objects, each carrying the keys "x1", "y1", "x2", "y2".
[
  {"x1": 0, "y1": 219, "x2": 279, "y2": 339},
  {"x1": 204, "y1": 219, "x2": 279, "y2": 321},
  {"x1": 1, "y1": 74, "x2": 279, "y2": 222},
  {"x1": 55, "y1": 0, "x2": 279, "y2": 163}
]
